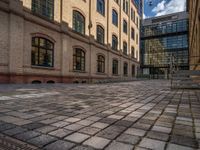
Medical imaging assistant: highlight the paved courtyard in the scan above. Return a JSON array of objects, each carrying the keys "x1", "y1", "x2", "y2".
[{"x1": 0, "y1": 80, "x2": 199, "y2": 150}]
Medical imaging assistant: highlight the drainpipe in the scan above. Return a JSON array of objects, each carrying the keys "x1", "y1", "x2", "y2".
[
  {"x1": 89, "y1": 0, "x2": 92, "y2": 83},
  {"x1": 107, "y1": 1, "x2": 110, "y2": 79}
]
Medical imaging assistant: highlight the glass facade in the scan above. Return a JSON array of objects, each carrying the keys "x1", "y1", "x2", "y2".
[{"x1": 141, "y1": 18, "x2": 189, "y2": 79}]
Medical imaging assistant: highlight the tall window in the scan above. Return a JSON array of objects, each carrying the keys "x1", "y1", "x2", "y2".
[
  {"x1": 73, "y1": 10, "x2": 85, "y2": 35},
  {"x1": 112, "y1": 35, "x2": 118, "y2": 50},
  {"x1": 131, "y1": 46, "x2": 135, "y2": 58},
  {"x1": 136, "y1": 16, "x2": 139, "y2": 27},
  {"x1": 96, "y1": 25, "x2": 105, "y2": 44},
  {"x1": 132, "y1": 65, "x2": 135, "y2": 77},
  {"x1": 136, "y1": 33, "x2": 138, "y2": 44},
  {"x1": 97, "y1": 0, "x2": 105, "y2": 15},
  {"x1": 97, "y1": 55, "x2": 105, "y2": 73},
  {"x1": 131, "y1": 8, "x2": 135, "y2": 21},
  {"x1": 123, "y1": 0, "x2": 128, "y2": 14},
  {"x1": 125, "y1": 0, "x2": 129, "y2": 14},
  {"x1": 123, "y1": 20, "x2": 127, "y2": 34},
  {"x1": 31, "y1": 37, "x2": 54, "y2": 67},
  {"x1": 73, "y1": 48, "x2": 85, "y2": 71},
  {"x1": 123, "y1": 0, "x2": 126, "y2": 12},
  {"x1": 32, "y1": 0, "x2": 54, "y2": 20},
  {"x1": 112, "y1": 60, "x2": 118, "y2": 75},
  {"x1": 123, "y1": 42, "x2": 128, "y2": 55},
  {"x1": 123, "y1": 62, "x2": 128, "y2": 76},
  {"x1": 131, "y1": 28, "x2": 135, "y2": 40},
  {"x1": 112, "y1": 9, "x2": 118, "y2": 26}
]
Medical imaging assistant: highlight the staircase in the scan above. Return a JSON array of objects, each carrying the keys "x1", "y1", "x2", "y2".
[{"x1": 171, "y1": 70, "x2": 200, "y2": 89}]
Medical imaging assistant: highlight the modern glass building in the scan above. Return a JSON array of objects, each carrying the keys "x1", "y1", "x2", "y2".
[{"x1": 141, "y1": 12, "x2": 189, "y2": 79}]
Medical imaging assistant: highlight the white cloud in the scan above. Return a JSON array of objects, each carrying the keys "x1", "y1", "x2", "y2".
[
  {"x1": 143, "y1": 13, "x2": 146, "y2": 19},
  {"x1": 143, "y1": 13, "x2": 150, "y2": 19},
  {"x1": 152, "y1": 0, "x2": 186, "y2": 16},
  {"x1": 152, "y1": 1, "x2": 166, "y2": 13}
]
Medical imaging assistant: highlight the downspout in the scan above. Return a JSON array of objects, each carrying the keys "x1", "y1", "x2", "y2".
[
  {"x1": 89, "y1": 0, "x2": 92, "y2": 83},
  {"x1": 119, "y1": 1, "x2": 122, "y2": 80},
  {"x1": 60, "y1": 0, "x2": 63, "y2": 82},
  {"x1": 128, "y1": 1, "x2": 131, "y2": 80},
  {"x1": 107, "y1": 1, "x2": 110, "y2": 79}
]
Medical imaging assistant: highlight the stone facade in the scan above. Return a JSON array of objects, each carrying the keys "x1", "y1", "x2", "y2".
[
  {"x1": 189, "y1": 0, "x2": 200, "y2": 70},
  {"x1": 0, "y1": 0, "x2": 140, "y2": 83}
]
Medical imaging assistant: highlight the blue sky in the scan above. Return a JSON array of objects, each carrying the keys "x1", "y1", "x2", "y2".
[{"x1": 143, "y1": 0, "x2": 186, "y2": 18}]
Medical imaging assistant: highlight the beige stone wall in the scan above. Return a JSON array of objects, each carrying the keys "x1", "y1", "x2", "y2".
[{"x1": 0, "y1": 0, "x2": 140, "y2": 83}]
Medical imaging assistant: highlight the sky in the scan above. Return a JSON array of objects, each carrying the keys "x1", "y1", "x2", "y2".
[{"x1": 143, "y1": 0, "x2": 187, "y2": 19}]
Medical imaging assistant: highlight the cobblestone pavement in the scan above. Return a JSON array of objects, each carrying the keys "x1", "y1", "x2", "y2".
[{"x1": 0, "y1": 80, "x2": 200, "y2": 150}]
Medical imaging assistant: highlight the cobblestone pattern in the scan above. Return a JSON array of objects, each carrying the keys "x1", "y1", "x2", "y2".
[
  {"x1": 0, "y1": 80, "x2": 199, "y2": 150},
  {"x1": 0, "y1": 133, "x2": 38, "y2": 150}
]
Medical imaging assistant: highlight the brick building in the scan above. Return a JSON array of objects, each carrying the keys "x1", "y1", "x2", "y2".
[{"x1": 0, "y1": 0, "x2": 141, "y2": 83}]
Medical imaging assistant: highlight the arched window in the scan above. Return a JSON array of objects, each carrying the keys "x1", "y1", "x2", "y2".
[
  {"x1": 73, "y1": 10, "x2": 85, "y2": 35},
  {"x1": 131, "y1": 8, "x2": 135, "y2": 21},
  {"x1": 96, "y1": 25, "x2": 105, "y2": 44},
  {"x1": 97, "y1": 55, "x2": 105, "y2": 73},
  {"x1": 123, "y1": 62, "x2": 128, "y2": 76},
  {"x1": 73, "y1": 48, "x2": 85, "y2": 71},
  {"x1": 132, "y1": 65, "x2": 135, "y2": 77},
  {"x1": 32, "y1": 0, "x2": 54, "y2": 20},
  {"x1": 123, "y1": 20, "x2": 127, "y2": 34},
  {"x1": 31, "y1": 37, "x2": 54, "y2": 67},
  {"x1": 125, "y1": 0, "x2": 129, "y2": 14},
  {"x1": 131, "y1": 46, "x2": 135, "y2": 58},
  {"x1": 123, "y1": 0, "x2": 128, "y2": 14},
  {"x1": 123, "y1": 41, "x2": 128, "y2": 55},
  {"x1": 136, "y1": 33, "x2": 139, "y2": 44},
  {"x1": 97, "y1": 0, "x2": 105, "y2": 15},
  {"x1": 112, "y1": 9, "x2": 118, "y2": 26},
  {"x1": 112, "y1": 35, "x2": 118, "y2": 50},
  {"x1": 131, "y1": 27, "x2": 135, "y2": 40},
  {"x1": 112, "y1": 59, "x2": 118, "y2": 75}
]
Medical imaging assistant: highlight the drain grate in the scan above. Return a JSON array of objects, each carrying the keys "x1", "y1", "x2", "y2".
[{"x1": 0, "y1": 134, "x2": 39, "y2": 150}]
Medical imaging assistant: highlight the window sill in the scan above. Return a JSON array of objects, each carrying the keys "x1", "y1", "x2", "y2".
[
  {"x1": 96, "y1": 41, "x2": 105, "y2": 45},
  {"x1": 71, "y1": 30, "x2": 86, "y2": 37},
  {"x1": 31, "y1": 12, "x2": 54, "y2": 23},
  {"x1": 112, "y1": 48, "x2": 118, "y2": 51},
  {"x1": 123, "y1": 54, "x2": 128, "y2": 57},
  {"x1": 112, "y1": 74, "x2": 119, "y2": 76},
  {"x1": 31, "y1": 65, "x2": 55, "y2": 70},
  {"x1": 73, "y1": 70, "x2": 87, "y2": 73},
  {"x1": 96, "y1": 11, "x2": 105, "y2": 17},
  {"x1": 112, "y1": 24, "x2": 118, "y2": 27},
  {"x1": 96, "y1": 72, "x2": 107, "y2": 75}
]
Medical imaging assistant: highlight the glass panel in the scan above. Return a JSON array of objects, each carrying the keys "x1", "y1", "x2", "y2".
[
  {"x1": 31, "y1": 47, "x2": 39, "y2": 65},
  {"x1": 32, "y1": 0, "x2": 54, "y2": 20},
  {"x1": 39, "y1": 38, "x2": 46, "y2": 47},
  {"x1": 46, "y1": 50, "x2": 53, "y2": 66},
  {"x1": 46, "y1": 40, "x2": 53, "y2": 49}
]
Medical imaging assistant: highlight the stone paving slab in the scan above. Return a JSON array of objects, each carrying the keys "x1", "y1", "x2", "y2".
[{"x1": 0, "y1": 80, "x2": 199, "y2": 150}]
